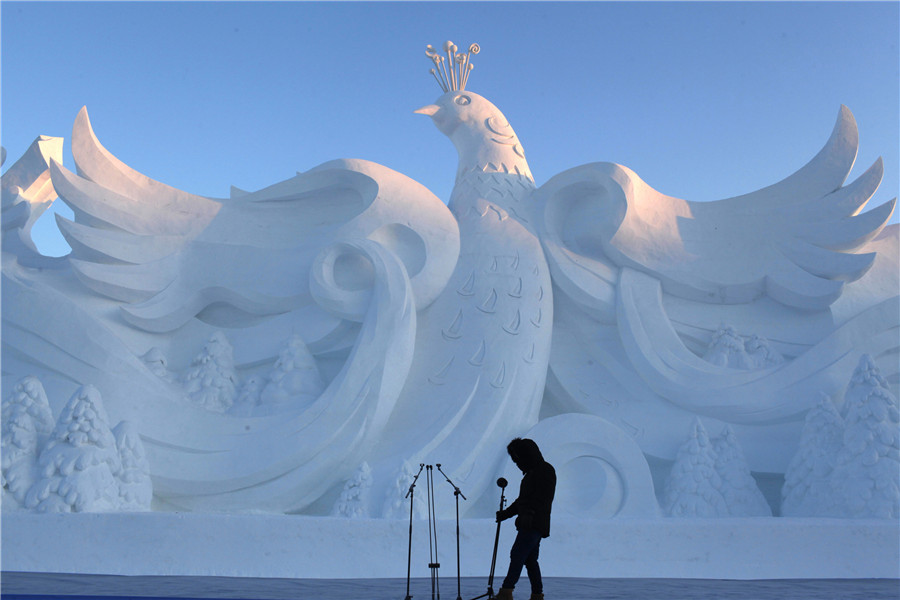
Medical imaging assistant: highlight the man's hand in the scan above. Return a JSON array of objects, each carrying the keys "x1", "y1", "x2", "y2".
[
  {"x1": 496, "y1": 509, "x2": 510, "y2": 523},
  {"x1": 515, "y1": 511, "x2": 533, "y2": 531}
]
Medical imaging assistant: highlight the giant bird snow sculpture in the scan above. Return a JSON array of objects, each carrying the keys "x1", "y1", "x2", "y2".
[{"x1": 2, "y1": 42, "x2": 897, "y2": 515}]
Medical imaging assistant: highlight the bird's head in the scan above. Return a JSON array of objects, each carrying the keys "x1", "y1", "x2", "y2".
[
  {"x1": 414, "y1": 90, "x2": 495, "y2": 138},
  {"x1": 415, "y1": 90, "x2": 529, "y2": 177}
]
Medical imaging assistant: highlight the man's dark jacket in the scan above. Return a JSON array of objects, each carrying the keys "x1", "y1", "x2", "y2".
[{"x1": 500, "y1": 438, "x2": 556, "y2": 538}]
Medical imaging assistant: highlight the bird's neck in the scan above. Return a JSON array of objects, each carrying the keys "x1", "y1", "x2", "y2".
[
  {"x1": 451, "y1": 130, "x2": 533, "y2": 185},
  {"x1": 448, "y1": 138, "x2": 537, "y2": 223}
]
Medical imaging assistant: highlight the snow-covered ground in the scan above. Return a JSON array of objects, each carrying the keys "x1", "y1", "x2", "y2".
[{"x1": 3, "y1": 512, "x2": 897, "y2": 580}]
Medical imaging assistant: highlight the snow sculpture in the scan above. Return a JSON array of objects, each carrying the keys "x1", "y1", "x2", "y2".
[
  {"x1": 230, "y1": 376, "x2": 265, "y2": 417},
  {"x1": 781, "y1": 394, "x2": 846, "y2": 517},
  {"x1": 663, "y1": 419, "x2": 770, "y2": 517},
  {"x1": 333, "y1": 462, "x2": 373, "y2": 518},
  {"x1": 0, "y1": 136, "x2": 63, "y2": 266},
  {"x1": 1, "y1": 41, "x2": 897, "y2": 518},
  {"x1": 2, "y1": 378, "x2": 153, "y2": 513},
  {"x1": 26, "y1": 385, "x2": 122, "y2": 513},
  {"x1": 113, "y1": 421, "x2": 153, "y2": 511},
  {"x1": 141, "y1": 347, "x2": 173, "y2": 381},
  {"x1": 382, "y1": 460, "x2": 427, "y2": 520},
  {"x1": 830, "y1": 355, "x2": 899, "y2": 518},
  {"x1": 521, "y1": 414, "x2": 660, "y2": 518},
  {"x1": 781, "y1": 356, "x2": 899, "y2": 518},
  {"x1": 1, "y1": 377, "x2": 55, "y2": 508},
  {"x1": 713, "y1": 426, "x2": 772, "y2": 517},
  {"x1": 183, "y1": 331, "x2": 238, "y2": 413},
  {"x1": 703, "y1": 327, "x2": 784, "y2": 370},
  {"x1": 258, "y1": 334, "x2": 324, "y2": 414},
  {"x1": 663, "y1": 419, "x2": 729, "y2": 517}
]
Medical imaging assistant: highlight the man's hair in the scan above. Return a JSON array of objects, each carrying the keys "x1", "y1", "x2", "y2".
[{"x1": 507, "y1": 437, "x2": 542, "y2": 465}]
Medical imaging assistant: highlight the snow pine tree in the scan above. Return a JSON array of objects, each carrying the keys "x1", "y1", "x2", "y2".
[
  {"x1": 382, "y1": 460, "x2": 427, "y2": 519},
  {"x1": 333, "y1": 462, "x2": 372, "y2": 518},
  {"x1": 258, "y1": 334, "x2": 324, "y2": 414},
  {"x1": 183, "y1": 331, "x2": 238, "y2": 412},
  {"x1": 25, "y1": 385, "x2": 122, "y2": 513},
  {"x1": 781, "y1": 394, "x2": 845, "y2": 517},
  {"x1": 713, "y1": 426, "x2": 771, "y2": 516},
  {"x1": 1, "y1": 376, "x2": 55, "y2": 508},
  {"x1": 830, "y1": 355, "x2": 900, "y2": 518},
  {"x1": 744, "y1": 335, "x2": 784, "y2": 369},
  {"x1": 113, "y1": 421, "x2": 152, "y2": 511},
  {"x1": 663, "y1": 418, "x2": 729, "y2": 517},
  {"x1": 703, "y1": 326, "x2": 748, "y2": 369}
]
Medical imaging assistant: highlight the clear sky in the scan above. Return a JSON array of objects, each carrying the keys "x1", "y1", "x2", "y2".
[{"x1": 2, "y1": 1, "x2": 898, "y2": 257}]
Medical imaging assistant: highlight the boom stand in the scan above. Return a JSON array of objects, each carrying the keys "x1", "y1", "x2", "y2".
[
  {"x1": 470, "y1": 478, "x2": 507, "y2": 600},
  {"x1": 436, "y1": 464, "x2": 467, "y2": 600},
  {"x1": 404, "y1": 464, "x2": 425, "y2": 600},
  {"x1": 426, "y1": 465, "x2": 441, "y2": 600}
]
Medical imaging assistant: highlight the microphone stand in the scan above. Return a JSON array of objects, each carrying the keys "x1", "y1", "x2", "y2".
[
  {"x1": 426, "y1": 465, "x2": 441, "y2": 600},
  {"x1": 436, "y1": 464, "x2": 467, "y2": 600},
  {"x1": 470, "y1": 478, "x2": 507, "y2": 600},
  {"x1": 405, "y1": 464, "x2": 425, "y2": 600}
]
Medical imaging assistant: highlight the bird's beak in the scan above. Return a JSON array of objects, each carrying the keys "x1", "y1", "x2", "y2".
[{"x1": 414, "y1": 104, "x2": 440, "y2": 117}]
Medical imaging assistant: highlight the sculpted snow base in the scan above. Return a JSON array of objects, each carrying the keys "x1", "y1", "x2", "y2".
[{"x1": 2, "y1": 42, "x2": 897, "y2": 519}]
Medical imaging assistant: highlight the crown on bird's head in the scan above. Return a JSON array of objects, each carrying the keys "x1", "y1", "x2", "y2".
[{"x1": 426, "y1": 41, "x2": 480, "y2": 93}]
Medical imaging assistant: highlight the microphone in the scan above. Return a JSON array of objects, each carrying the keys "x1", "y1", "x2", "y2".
[{"x1": 497, "y1": 477, "x2": 508, "y2": 488}]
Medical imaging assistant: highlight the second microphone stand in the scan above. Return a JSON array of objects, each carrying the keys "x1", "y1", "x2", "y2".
[{"x1": 436, "y1": 464, "x2": 467, "y2": 600}]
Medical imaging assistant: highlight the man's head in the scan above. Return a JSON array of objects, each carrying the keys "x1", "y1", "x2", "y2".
[{"x1": 507, "y1": 438, "x2": 544, "y2": 473}]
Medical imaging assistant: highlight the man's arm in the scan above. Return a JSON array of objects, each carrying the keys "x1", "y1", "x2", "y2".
[{"x1": 496, "y1": 498, "x2": 519, "y2": 522}]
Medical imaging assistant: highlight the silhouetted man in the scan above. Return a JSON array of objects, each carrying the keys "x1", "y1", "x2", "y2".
[{"x1": 495, "y1": 438, "x2": 556, "y2": 600}]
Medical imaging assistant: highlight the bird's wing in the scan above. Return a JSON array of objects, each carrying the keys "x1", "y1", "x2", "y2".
[
  {"x1": 535, "y1": 106, "x2": 895, "y2": 312},
  {"x1": 536, "y1": 106, "x2": 898, "y2": 440},
  {"x1": 52, "y1": 107, "x2": 459, "y2": 333},
  {"x1": 6, "y1": 107, "x2": 460, "y2": 512}
]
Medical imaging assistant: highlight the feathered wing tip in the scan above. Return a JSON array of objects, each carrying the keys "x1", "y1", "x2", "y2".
[
  {"x1": 70, "y1": 107, "x2": 220, "y2": 221},
  {"x1": 537, "y1": 106, "x2": 894, "y2": 311},
  {"x1": 760, "y1": 105, "x2": 859, "y2": 208},
  {"x1": 767, "y1": 107, "x2": 895, "y2": 304},
  {"x1": 49, "y1": 107, "x2": 221, "y2": 302}
]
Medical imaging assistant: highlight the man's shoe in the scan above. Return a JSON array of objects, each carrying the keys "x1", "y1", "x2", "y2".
[{"x1": 496, "y1": 588, "x2": 514, "y2": 600}]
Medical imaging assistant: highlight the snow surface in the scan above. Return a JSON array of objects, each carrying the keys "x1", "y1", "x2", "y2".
[{"x1": 3, "y1": 512, "x2": 897, "y2": 580}]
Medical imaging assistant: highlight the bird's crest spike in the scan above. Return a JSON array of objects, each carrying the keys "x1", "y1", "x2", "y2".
[{"x1": 426, "y1": 41, "x2": 480, "y2": 92}]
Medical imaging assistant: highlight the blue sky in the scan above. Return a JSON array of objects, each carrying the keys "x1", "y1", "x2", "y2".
[{"x1": 2, "y1": 1, "x2": 898, "y2": 257}]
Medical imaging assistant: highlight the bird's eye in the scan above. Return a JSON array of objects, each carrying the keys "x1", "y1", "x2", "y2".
[{"x1": 455, "y1": 95, "x2": 471, "y2": 106}]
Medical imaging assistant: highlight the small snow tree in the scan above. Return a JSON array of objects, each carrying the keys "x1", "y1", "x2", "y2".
[
  {"x1": 781, "y1": 394, "x2": 844, "y2": 517},
  {"x1": 830, "y1": 355, "x2": 900, "y2": 518},
  {"x1": 259, "y1": 334, "x2": 324, "y2": 413},
  {"x1": 113, "y1": 421, "x2": 152, "y2": 511},
  {"x1": 713, "y1": 426, "x2": 771, "y2": 516},
  {"x1": 183, "y1": 331, "x2": 238, "y2": 413},
  {"x1": 25, "y1": 385, "x2": 122, "y2": 513},
  {"x1": 1, "y1": 376, "x2": 55, "y2": 507},
  {"x1": 382, "y1": 460, "x2": 427, "y2": 519},
  {"x1": 333, "y1": 462, "x2": 372, "y2": 518},
  {"x1": 744, "y1": 335, "x2": 784, "y2": 369},
  {"x1": 663, "y1": 418, "x2": 729, "y2": 517},
  {"x1": 703, "y1": 326, "x2": 747, "y2": 369},
  {"x1": 840, "y1": 354, "x2": 892, "y2": 419}
]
